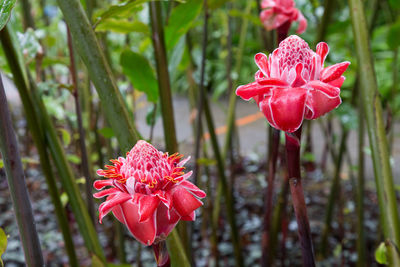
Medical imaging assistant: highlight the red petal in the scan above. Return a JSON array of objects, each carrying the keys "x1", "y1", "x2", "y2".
[
  {"x1": 93, "y1": 179, "x2": 113, "y2": 190},
  {"x1": 291, "y1": 63, "x2": 307, "y2": 87},
  {"x1": 328, "y1": 76, "x2": 345, "y2": 88},
  {"x1": 98, "y1": 193, "x2": 131, "y2": 223},
  {"x1": 307, "y1": 80, "x2": 340, "y2": 98},
  {"x1": 118, "y1": 200, "x2": 157, "y2": 246},
  {"x1": 316, "y1": 42, "x2": 329, "y2": 65},
  {"x1": 305, "y1": 89, "x2": 342, "y2": 119},
  {"x1": 296, "y1": 12, "x2": 307, "y2": 34},
  {"x1": 236, "y1": 82, "x2": 270, "y2": 101},
  {"x1": 156, "y1": 204, "x2": 180, "y2": 238},
  {"x1": 181, "y1": 211, "x2": 196, "y2": 221},
  {"x1": 255, "y1": 53, "x2": 270, "y2": 77},
  {"x1": 179, "y1": 180, "x2": 206, "y2": 198},
  {"x1": 260, "y1": 87, "x2": 307, "y2": 132},
  {"x1": 171, "y1": 186, "x2": 203, "y2": 217},
  {"x1": 320, "y1": 62, "x2": 350, "y2": 83},
  {"x1": 93, "y1": 188, "x2": 119, "y2": 198},
  {"x1": 138, "y1": 195, "x2": 160, "y2": 222}
]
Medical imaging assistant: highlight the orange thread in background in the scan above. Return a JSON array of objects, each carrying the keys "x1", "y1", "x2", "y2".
[{"x1": 203, "y1": 112, "x2": 264, "y2": 140}]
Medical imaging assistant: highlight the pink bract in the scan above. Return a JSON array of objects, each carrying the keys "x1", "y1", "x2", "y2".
[
  {"x1": 236, "y1": 35, "x2": 350, "y2": 132},
  {"x1": 260, "y1": 0, "x2": 307, "y2": 34},
  {"x1": 93, "y1": 140, "x2": 206, "y2": 246}
]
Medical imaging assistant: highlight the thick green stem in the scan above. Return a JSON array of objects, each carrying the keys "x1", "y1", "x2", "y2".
[
  {"x1": 148, "y1": 2, "x2": 189, "y2": 266},
  {"x1": 204, "y1": 95, "x2": 244, "y2": 267},
  {"x1": 67, "y1": 26, "x2": 95, "y2": 223},
  {"x1": 319, "y1": 129, "x2": 348, "y2": 256},
  {"x1": 356, "y1": 95, "x2": 365, "y2": 267},
  {"x1": 349, "y1": 0, "x2": 400, "y2": 263},
  {"x1": 56, "y1": 0, "x2": 139, "y2": 152},
  {"x1": 0, "y1": 70, "x2": 44, "y2": 267},
  {"x1": 285, "y1": 129, "x2": 315, "y2": 267},
  {"x1": 0, "y1": 25, "x2": 79, "y2": 266}
]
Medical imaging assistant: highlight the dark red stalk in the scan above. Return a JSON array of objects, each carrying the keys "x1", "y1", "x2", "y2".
[
  {"x1": 285, "y1": 128, "x2": 315, "y2": 267},
  {"x1": 152, "y1": 241, "x2": 171, "y2": 267},
  {"x1": 261, "y1": 128, "x2": 280, "y2": 267}
]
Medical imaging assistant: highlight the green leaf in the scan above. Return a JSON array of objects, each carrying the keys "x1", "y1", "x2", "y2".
[
  {"x1": 375, "y1": 242, "x2": 388, "y2": 265},
  {"x1": 59, "y1": 128, "x2": 71, "y2": 146},
  {"x1": 0, "y1": 0, "x2": 15, "y2": 31},
  {"x1": 93, "y1": 0, "x2": 184, "y2": 27},
  {"x1": 229, "y1": 9, "x2": 262, "y2": 26},
  {"x1": 389, "y1": 0, "x2": 400, "y2": 9},
  {"x1": 208, "y1": 0, "x2": 230, "y2": 9},
  {"x1": 67, "y1": 154, "x2": 81, "y2": 164},
  {"x1": 120, "y1": 49, "x2": 158, "y2": 102},
  {"x1": 197, "y1": 157, "x2": 217, "y2": 166},
  {"x1": 0, "y1": 227, "x2": 7, "y2": 266},
  {"x1": 95, "y1": 19, "x2": 149, "y2": 34},
  {"x1": 92, "y1": 254, "x2": 105, "y2": 267},
  {"x1": 98, "y1": 127, "x2": 115, "y2": 138},
  {"x1": 165, "y1": 0, "x2": 203, "y2": 51},
  {"x1": 387, "y1": 19, "x2": 400, "y2": 50}
]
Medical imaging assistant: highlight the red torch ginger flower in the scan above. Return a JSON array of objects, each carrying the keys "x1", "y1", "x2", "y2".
[
  {"x1": 260, "y1": 0, "x2": 307, "y2": 34},
  {"x1": 93, "y1": 140, "x2": 206, "y2": 246},
  {"x1": 236, "y1": 35, "x2": 350, "y2": 132}
]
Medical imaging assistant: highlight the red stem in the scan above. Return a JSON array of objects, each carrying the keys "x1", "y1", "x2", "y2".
[
  {"x1": 285, "y1": 128, "x2": 315, "y2": 267},
  {"x1": 152, "y1": 241, "x2": 171, "y2": 267}
]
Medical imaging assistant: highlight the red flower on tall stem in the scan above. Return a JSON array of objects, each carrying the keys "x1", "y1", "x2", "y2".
[
  {"x1": 236, "y1": 35, "x2": 350, "y2": 132},
  {"x1": 260, "y1": 0, "x2": 307, "y2": 34},
  {"x1": 93, "y1": 140, "x2": 206, "y2": 246}
]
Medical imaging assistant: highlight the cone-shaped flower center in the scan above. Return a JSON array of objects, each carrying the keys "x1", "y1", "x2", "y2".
[
  {"x1": 98, "y1": 141, "x2": 187, "y2": 195},
  {"x1": 277, "y1": 35, "x2": 313, "y2": 75}
]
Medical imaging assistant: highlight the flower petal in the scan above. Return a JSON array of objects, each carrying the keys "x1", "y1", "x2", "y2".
[
  {"x1": 316, "y1": 42, "x2": 329, "y2": 66},
  {"x1": 93, "y1": 188, "x2": 119, "y2": 198},
  {"x1": 179, "y1": 180, "x2": 207, "y2": 198},
  {"x1": 93, "y1": 179, "x2": 113, "y2": 190},
  {"x1": 236, "y1": 82, "x2": 271, "y2": 101},
  {"x1": 171, "y1": 186, "x2": 203, "y2": 217},
  {"x1": 156, "y1": 204, "x2": 180, "y2": 238},
  {"x1": 305, "y1": 89, "x2": 342, "y2": 120},
  {"x1": 255, "y1": 53, "x2": 270, "y2": 77},
  {"x1": 98, "y1": 193, "x2": 131, "y2": 223},
  {"x1": 260, "y1": 87, "x2": 307, "y2": 132},
  {"x1": 236, "y1": 79, "x2": 287, "y2": 101},
  {"x1": 296, "y1": 12, "x2": 307, "y2": 34},
  {"x1": 307, "y1": 80, "x2": 340, "y2": 98},
  {"x1": 181, "y1": 211, "x2": 196, "y2": 221},
  {"x1": 118, "y1": 200, "x2": 157, "y2": 246},
  {"x1": 328, "y1": 76, "x2": 345, "y2": 88},
  {"x1": 320, "y1": 62, "x2": 350, "y2": 83},
  {"x1": 138, "y1": 195, "x2": 160, "y2": 222}
]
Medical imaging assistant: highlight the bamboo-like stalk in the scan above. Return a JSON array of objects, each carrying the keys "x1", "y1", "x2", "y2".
[
  {"x1": 349, "y1": 0, "x2": 400, "y2": 264},
  {"x1": 56, "y1": 0, "x2": 139, "y2": 152},
  {"x1": 356, "y1": 96, "x2": 365, "y2": 267},
  {"x1": 0, "y1": 25, "x2": 79, "y2": 266},
  {"x1": 67, "y1": 26, "x2": 96, "y2": 223},
  {"x1": 0, "y1": 73, "x2": 44, "y2": 266},
  {"x1": 192, "y1": 0, "x2": 209, "y2": 186},
  {"x1": 19, "y1": 0, "x2": 35, "y2": 29},
  {"x1": 204, "y1": 93, "x2": 244, "y2": 267},
  {"x1": 285, "y1": 129, "x2": 315, "y2": 267},
  {"x1": 261, "y1": 128, "x2": 280, "y2": 267},
  {"x1": 148, "y1": 2, "x2": 189, "y2": 266}
]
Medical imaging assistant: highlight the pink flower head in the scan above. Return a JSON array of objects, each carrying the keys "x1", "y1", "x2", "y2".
[
  {"x1": 236, "y1": 35, "x2": 350, "y2": 132},
  {"x1": 94, "y1": 140, "x2": 206, "y2": 246},
  {"x1": 260, "y1": 0, "x2": 307, "y2": 34}
]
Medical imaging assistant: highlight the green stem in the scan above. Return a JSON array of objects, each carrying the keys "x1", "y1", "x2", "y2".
[
  {"x1": 0, "y1": 71, "x2": 44, "y2": 266},
  {"x1": 67, "y1": 26, "x2": 95, "y2": 223},
  {"x1": 0, "y1": 25, "x2": 79, "y2": 266},
  {"x1": 204, "y1": 96, "x2": 244, "y2": 267},
  {"x1": 20, "y1": 0, "x2": 36, "y2": 29},
  {"x1": 148, "y1": 2, "x2": 189, "y2": 266},
  {"x1": 356, "y1": 94, "x2": 365, "y2": 267},
  {"x1": 56, "y1": 0, "x2": 139, "y2": 152},
  {"x1": 349, "y1": 0, "x2": 400, "y2": 263}
]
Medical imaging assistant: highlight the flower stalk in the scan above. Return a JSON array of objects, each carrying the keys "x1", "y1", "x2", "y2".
[
  {"x1": 349, "y1": 0, "x2": 400, "y2": 264},
  {"x1": 152, "y1": 241, "x2": 171, "y2": 267},
  {"x1": 285, "y1": 129, "x2": 315, "y2": 267},
  {"x1": 0, "y1": 67, "x2": 44, "y2": 267}
]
